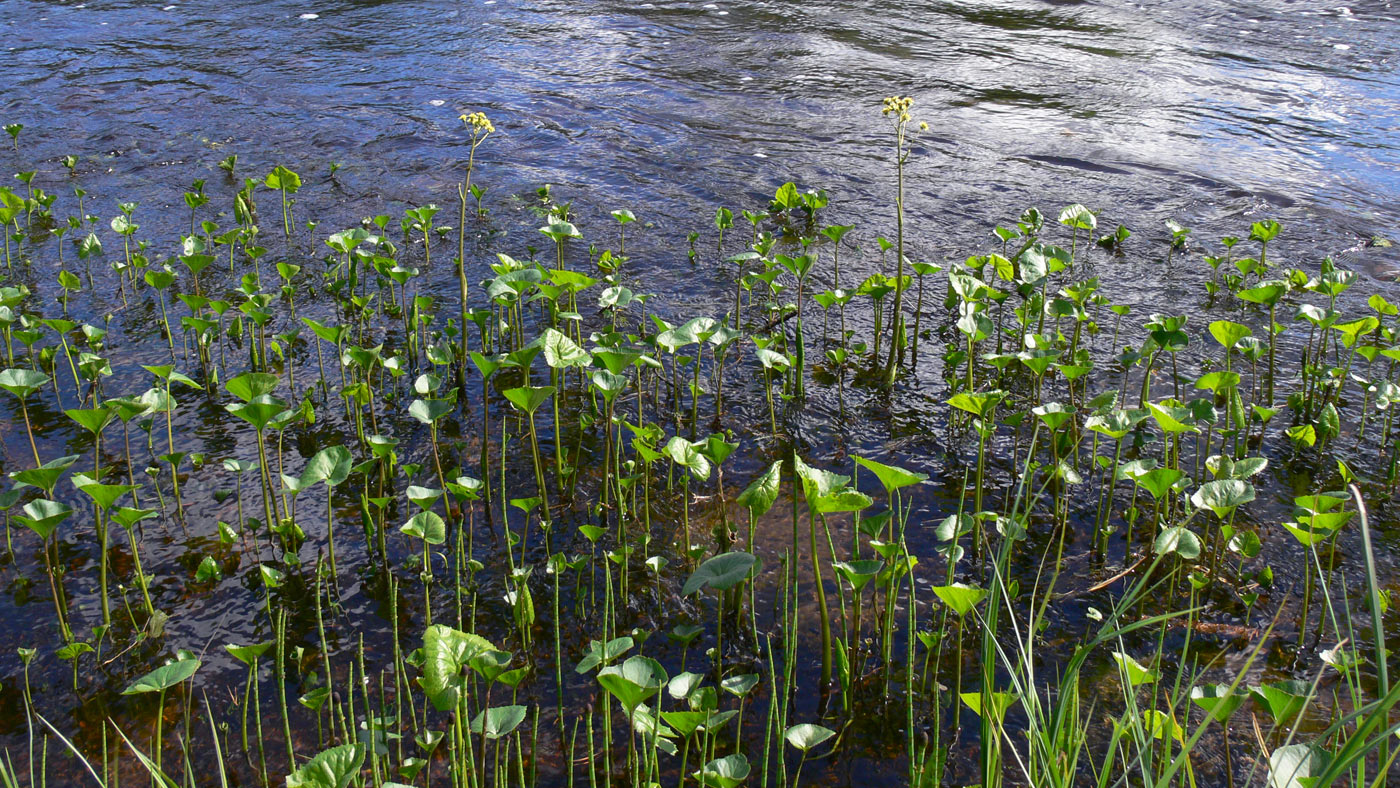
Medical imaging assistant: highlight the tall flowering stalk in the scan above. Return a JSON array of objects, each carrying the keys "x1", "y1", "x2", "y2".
[
  {"x1": 457, "y1": 111, "x2": 495, "y2": 383},
  {"x1": 880, "y1": 96, "x2": 927, "y2": 384}
]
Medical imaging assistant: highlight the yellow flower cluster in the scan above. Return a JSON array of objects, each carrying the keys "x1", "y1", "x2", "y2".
[
  {"x1": 881, "y1": 95, "x2": 914, "y2": 123},
  {"x1": 460, "y1": 111, "x2": 495, "y2": 134}
]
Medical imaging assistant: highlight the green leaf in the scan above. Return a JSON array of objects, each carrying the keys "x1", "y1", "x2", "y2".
[
  {"x1": 1154, "y1": 527, "x2": 1202, "y2": 560},
  {"x1": 195, "y1": 555, "x2": 222, "y2": 583},
  {"x1": 15, "y1": 498, "x2": 73, "y2": 541},
  {"x1": 469, "y1": 706, "x2": 527, "y2": 740},
  {"x1": 538, "y1": 220, "x2": 582, "y2": 242},
  {"x1": 408, "y1": 396, "x2": 456, "y2": 425},
  {"x1": 0, "y1": 367, "x2": 48, "y2": 398},
  {"x1": 1085, "y1": 409, "x2": 1137, "y2": 439},
  {"x1": 661, "y1": 710, "x2": 708, "y2": 738},
  {"x1": 784, "y1": 723, "x2": 835, "y2": 752},
  {"x1": 501, "y1": 385, "x2": 554, "y2": 414},
  {"x1": 224, "y1": 371, "x2": 280, "y2": 403},
  {"x1": 735, "y1": 461, "x2": 782, "y2": 517},
  {"x1": 420, "y1": 625, "x2": 494, "y2": 711},
  {"x1": 123, "y1": 657, "x2": 200, "y2": 694},
  {"x1": 1190, "y1": 684, "x2": 1245, "y2": 724},
  {"x1": 960, "y1": 691, "x2": 1017, "y2": 720},
  {"x1": 682, "y1": 552, "x2": 758, "y2": 596},
  {"x1": 1237, "y1": 281, "x2": 1287, "y2": 307},
  {"x1": 402, "y1": 511, "x2": 446, "y2": 545},
  {"x1": 1191, "y1": 479, "x2": 1255, "y2": 518},
  {"x1": 720, "y1": 673, "x2": 759, "y2": 698},
  {"x1": 264, "y1": 165, "x2": 302, "y2": 193},
  {"x1": 1209, "y1": 320, "x2": 1252, "y2": 350},
  {"x1": 542, "y1": 328, "x2": 590, "y2": 369},
  {"x1": 694, "y1": 753, "x2": 750, "y2": 788},
  {"x1": 575, "y1": 636, "x2": 634, "y2": 674},
  {"x1": 947, "y1": 390, "x2": 1004, "y2": 419},
  {"x1": 1057, "y1": 203, "x2": 1096, "y2": 231},
  {"x1": 1267, "y1": 744, "x2": 1331, "y2": 788},
  {"x1": 72, "y1": 473, "x2": 136, "y2": 511},
  {"x1": 1250, "y1": 680, "x2": 1311, "y2": 724},
  {"x1": 225, "y1": 395, "x2": 287, "y2": 430},
  {"x1": 852, "y1": 455, "x2": 927, "y2": 493},
  {"x1": 832, "y1": 560, "x2": 883, "y2": 591},
  {"x1": 1110, "y1": 652, "x2": 1158, "y2": 686},
  {"x1": 1146, "y1": 401, "x2": 1199, "y2": 434},
  {"x1": 301, "y1": 446, "x2": 352, "y2": 488},
  {"x1": 65, "y1": 406, "x2": 115, "y2": 435},
  {"x1": 1134, "y1": 467, "x2": 1185, "y2": 500},
  {"x1": 224, "y1": 641, "x2": 273, "y2": 665},
  {"x1": 931, "y1": 583, "x2": 986, "y2": 617},
  {"x1": 597, "y1": 655, "x2": 666, "y2": 713},
  {"x1": 664, "y1": 436, "x2": 711, "y2": 480},
  {"x1": 285, "y1": 744, "x2": 364, "y2": 788}
]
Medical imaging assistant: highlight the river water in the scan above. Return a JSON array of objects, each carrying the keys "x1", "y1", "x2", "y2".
[{"x1": 2, "y1": 0, "x2": 1399, "y2": 784}]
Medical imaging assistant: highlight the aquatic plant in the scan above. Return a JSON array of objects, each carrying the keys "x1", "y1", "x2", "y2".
[{"x1": 0, "y1": 110, "x2": 1392, "y2": 788}]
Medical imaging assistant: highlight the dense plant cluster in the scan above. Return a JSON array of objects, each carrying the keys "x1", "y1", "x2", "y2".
[{"x1": 0, "y1": 108, "x2": 1394, "y2": 788}]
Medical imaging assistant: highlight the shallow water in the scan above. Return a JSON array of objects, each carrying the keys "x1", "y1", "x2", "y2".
[{"x1": 2, "y1": 0, "x2": 1399, "y2": 785}]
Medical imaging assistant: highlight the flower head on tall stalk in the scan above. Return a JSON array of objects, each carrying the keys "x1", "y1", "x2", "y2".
[
  {"x1": 879, "y1": 95, "x2": 928, "y2": 384},
  {"x1": 456, "y1": 110, "x2": 496, "y2": 388}
]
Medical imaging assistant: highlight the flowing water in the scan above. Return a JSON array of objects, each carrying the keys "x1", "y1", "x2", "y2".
[{"x1": 1, "y1": 0, "x2": 1399, "y2": 784}]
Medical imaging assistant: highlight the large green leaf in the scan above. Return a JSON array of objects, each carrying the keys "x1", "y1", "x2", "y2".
[
  {"x1": 1190, "y1": 683, "x2": 1245, "y2": 724},
  {"x1": 224, "y1": 641, "x2": 273, "y2": 666},
  {"x1": 420, "y1": 625, "x2": 494, "y2": 711},
  {"x1": 597, "y1": 655, "x2": 666, "y2": 714},
  {"x1": 408, "y1": 396, "x2": 456, "y2": 425},
  {"x1": 1134, "y1": 467, "x2": 1185, "y2": 500},
  {"x1": 1251, "y1": 680, "x2": 1311, "y2": 724},
  {"x1": 0, "y1": 368, "x2": 48, "y2": 398},
  {"x1": 11, "y1": 454, "x2": 80, "y2": 494},
  {"x1": 402, "y1": 511, "x2": 446, "y2": 545},
  {"x1": 1209, "y1": 320, "x2": 1252, "y2": 350},
  {"x1": 784, "y1": 723, "x2": 835, "y2": 752},
  {"x1": 502, "y1": 385, "x2": 554, "y2": 414},
  {"x1": 693, "y1": 753, "x2": 749, "y2": 788},
  {"x1": 575, "y1": 636, "x2": 634, "y2": 674},
  {"x1": 959, "y1": 691, "x2": 1017, "y2": 720},
  {"x1": 1191, "y1": 479, "x2": 1255, "y2": 518},
  {"x1": 1110, "y1": 652, "x2": 1158, "y2": 687},
  {"x1": 122, "y1": 656, "x2": 200, "y2": 694},
  {"x1": 541, "y1": 328, "x2": 590, "y2": 369},
  {"x1": 469, "y1": 705, "x2": 527, "y2": 740},
  {"x1": 852, "y1": 455, "x2": 927, "y2": 493},
  {"x1": 15, "y1": 499, "x2": 73, "y2": 541},
  {"x1": 65, "y1": 406, "x2": 115, "y2": 435},
  {"x1": 1267, "y1": 744, "x2": 1332, "y2": 788},
  {"x1": 72, "y1": 473, "x2": 136, "y2": 511},
  {"x1": 285, "y1": 744, "x2": 364, "y2": 788},
  {"x1": 946, "y1": 390, "x2": 1004, "y2": 419},
  {"x1": 931, "y1": 583, "x2": 986, "y2": 617},
  {"x1": 1153, "y1": 526, "x2": 1202, "y2": 560},
  {"x1": 1146, "y1": 401, "x2": 1199, "y2": 434},
  {"x1": 1237, "y1": 280, "x2": 1287, "y2": 307},
  {"x1": 832, "y1": 560, "x2": 883, "y2": 592},
  {"x1": 264, "y1": 165, "x2": 302, "y2": 193},
  {"x1": 682, "y1": 552, "x2": 758, "y2": 596},
  {"x1": 664, "y1": 436, "x2": 711, "y2": 480},
  {"x1": 300, "y1": 446, "x2": 352, "y2": 488},
  {"x1": 224, "y1": 371, "x2": 280, "y2": 403},
  {"x1": 735, "y1": 461, "x2": 782, "y2": 517},
  {"x1": 1085, "y1": 409, "x2": 1137, "y2": 439},
  {"x1": 225, "y1": 395, "x2": 288, "y2": 430}
]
